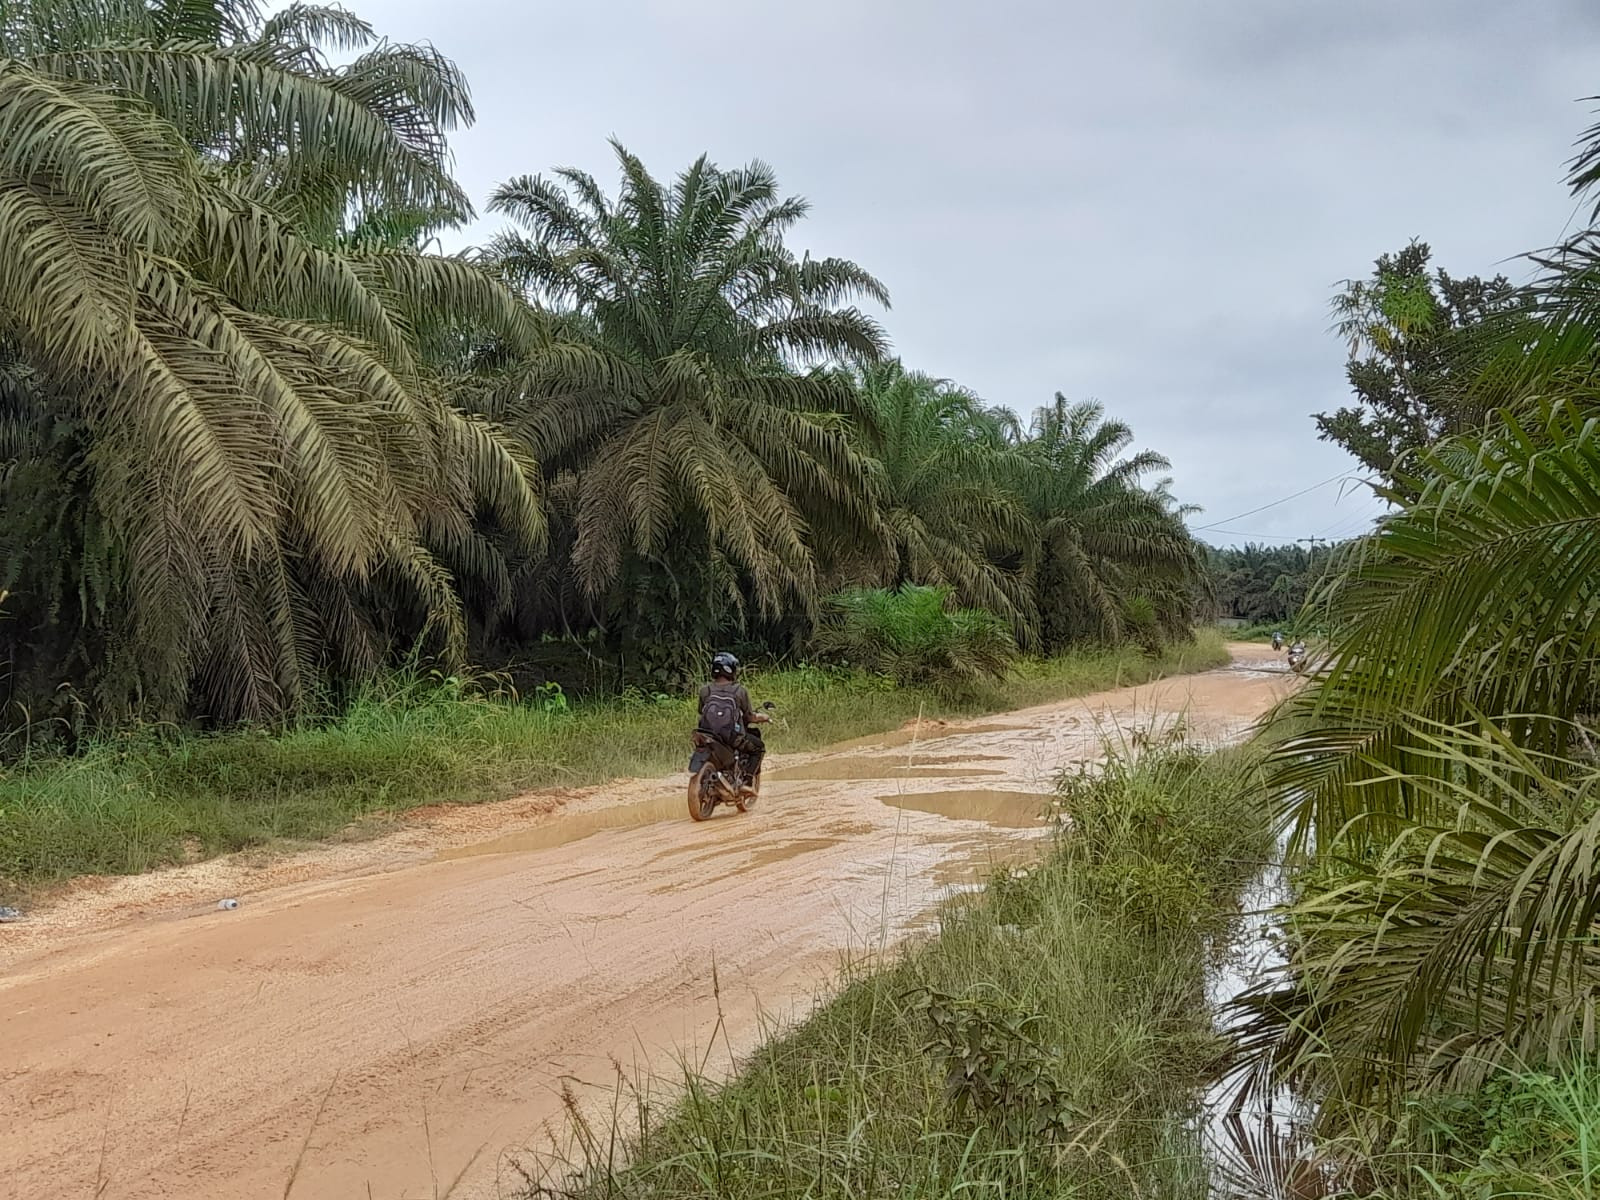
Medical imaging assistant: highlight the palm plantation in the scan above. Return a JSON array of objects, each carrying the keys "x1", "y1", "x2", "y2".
[
  {"x1": 482, "y1": 146, "x2": 892, "y2": 649},
  {"x1": 10, "y1": 2, "x2": 1600, "y2": 1195},
  {"x1": 845, "y1": 362, "x2": 1032, "y2": 632},
  {"x1": 2, "y1": 0, "x2": 1211, "y2": 728},
  {"x1": 837, "y1": 367, "x2": 1202, "y2": 652},
  {"x1": 0, "y1": 0, "x2": 546, "y2": 722},
  {"x1": 1013, "y1": 396, "x2": 1199, "y2": 650}
]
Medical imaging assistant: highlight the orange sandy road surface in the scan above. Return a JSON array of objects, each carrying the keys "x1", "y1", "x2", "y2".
[{"x1": 0, "y1": 644, "x2": 1289, "y2": 1200}]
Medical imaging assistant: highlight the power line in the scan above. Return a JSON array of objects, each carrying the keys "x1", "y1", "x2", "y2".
[
  {"x1": 1313, "y1": 492, "x2": 1388, "y2": 540},
  {"x1": 1317, "y1": 505, "x2": 1386, "y2": 542},
  {"x1": 1194, "y1": 526, "x2": 1308, "y2": 544},
  {"x1": 1189, "y1": 469, "x2": 1365, "y2": 533}
]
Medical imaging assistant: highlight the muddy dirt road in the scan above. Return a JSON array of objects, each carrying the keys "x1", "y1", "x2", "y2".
[{"x1": 1, "y1": 645, "x2": 1288, "y2": 1200}]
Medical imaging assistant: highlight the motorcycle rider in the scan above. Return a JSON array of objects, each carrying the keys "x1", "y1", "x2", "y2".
[
  {"x1": 697, "y1": 652, "x2": 769, "y2": 797},
  {"x1": 1271, "y1": 631, "x2": 1284, "y2": 651}
]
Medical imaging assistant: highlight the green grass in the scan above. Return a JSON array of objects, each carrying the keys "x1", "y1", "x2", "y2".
[
  {"x1": 515, "y1": 734, "x2": 1272, "y2": 1200},
  {"x1": 1227, "y1": 1061, "x2": 1600, "y2": 1199},
  {"x1": 1390, "y1": 1065, "x2": 1600, "y2": 1199},
  {"x1": 0, "y1": 631, "x2": 1229, "y2": 896},
  {"x1": 1223, "y1": 620, "x2": 1301, "y2": 642}
]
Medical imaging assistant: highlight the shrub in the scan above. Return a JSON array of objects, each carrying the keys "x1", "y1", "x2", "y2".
[
  {"x1": 812, "y1": 584, "x2": 1018, "y2": 693},
  {"x1": 1122, "y1": 595, "x2": 1164, "y2": 656}
]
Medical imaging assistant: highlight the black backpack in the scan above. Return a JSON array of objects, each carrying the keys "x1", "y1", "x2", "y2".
[{"x1": 700, "y1": 691, "x2": 743, "y2": 740}]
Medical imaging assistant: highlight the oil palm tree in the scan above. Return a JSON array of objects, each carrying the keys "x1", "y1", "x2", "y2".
[
  {"x1": 1237, "y1": 718, "x2": 1600, "y2": 1126},
  {"x1": 1013, "y1": 396, "x2": 1199, "y2": 649},
  {"x1": 1244, "y1": 280, "x2": 1600, "y2": 1115},
  {"x1": 483, "y1": 143, "x2": 889, "y2": 630},
  {"x1": 1232, "y1": 131, "x2": 1600, "y2": 1120},
  {"x1": 0, "y1": 0, "x2": 546, "y2": 721},
  {"x1": 2, "y1": 0, "x2": 474, "y2": 237},
  {"x1": 1268, "y1": 401, "x2": 1600, "y2": 844},
  {"x1": 845, "y1": 361, "x2": 1033, "y2": 634}
]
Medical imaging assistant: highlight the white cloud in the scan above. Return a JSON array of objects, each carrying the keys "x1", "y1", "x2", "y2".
[{"x1": 350, "y1": 0, "x2": 1595, "y2": 543}]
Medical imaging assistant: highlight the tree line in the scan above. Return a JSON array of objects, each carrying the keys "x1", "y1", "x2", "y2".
[
  {"x1": 0, "y1": 0, "x2": 1203, "y2": 732},
  {"x1": 1202, "y1": 541, "x2": 1336, "y2": 625}
]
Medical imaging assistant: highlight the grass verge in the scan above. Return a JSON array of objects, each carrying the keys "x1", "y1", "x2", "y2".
[
  {"x1": 0, "y1": 632, "x2": 1229, "y2": 896},
  {"x1": 516, "y1": 734, "x2": 1271, "y2": 1199}
]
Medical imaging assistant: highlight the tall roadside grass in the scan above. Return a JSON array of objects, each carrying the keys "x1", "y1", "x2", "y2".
[
  {"x1": 0, "y1": 632, "x2": 1229, "y2": 896},
  {"x1": 517, "y1": 734, "x2": 1272, "y2": 1200}
]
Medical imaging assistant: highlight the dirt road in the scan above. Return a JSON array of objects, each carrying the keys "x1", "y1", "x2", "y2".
[{"x1": 1, "y1": 645, "x2": 1288, "y2": 1200}]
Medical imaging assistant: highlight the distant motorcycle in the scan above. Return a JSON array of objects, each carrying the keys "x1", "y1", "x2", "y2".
[
  {"x1": 686, "y1": 701, "x2": 774, "y2": 821},
  {"x1": 1287, "y1": 641, "x2": 1308, "y2": 674},
  {"x1": 1271, "y1": 631, "x2": 1284, "y2": 651}
]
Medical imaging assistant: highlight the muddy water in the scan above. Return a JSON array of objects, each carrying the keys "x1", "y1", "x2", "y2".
[
  {"x1": 816, "y1": 723, "x2": 1031, "y2": 753},
  {"x1": 771, "y1": 762, "x2": 1008, "y2": 781},
  {"x1": 881, "y1": 788, "x2": 1055, "y2": 828},
  {"x1": 0, "y1": 643, "x2": 1292, "y2": 1200},
  {"x1": 433, "y1": 779, "x2": 1038, "y2": 864}
]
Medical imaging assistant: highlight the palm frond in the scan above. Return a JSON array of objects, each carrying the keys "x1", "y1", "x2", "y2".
[
  {"x1": 1272, "y1": 400, "x2": 1600, "y2": 844},
  {"x1": 1238, "y1": 719, "x2": 1600, "y2": 1112}
]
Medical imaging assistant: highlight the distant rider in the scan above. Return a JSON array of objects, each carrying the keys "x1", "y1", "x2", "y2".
[
  {"x1": 697, "y1": 652, "x2": 769, "y2": 797},
  {"x1": 1271, "y1": 631, "x2": 1284, "y2": 651}
]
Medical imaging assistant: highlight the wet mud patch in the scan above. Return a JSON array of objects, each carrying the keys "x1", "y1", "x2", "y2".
[
  {"x1": 437, "y1": 793, "x2": 686, "y2": 860},
  {"x1": 880, "y1": 789, "x2": 1056, "y2": 828},
  {"x1": 769, "y1": 764, "x2": 1006, "y2": 782}
]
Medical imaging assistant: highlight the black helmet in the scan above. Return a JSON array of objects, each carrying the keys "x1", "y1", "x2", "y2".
[{"x1": 710, "y1": 651, "x2": 739, "y2": 680}]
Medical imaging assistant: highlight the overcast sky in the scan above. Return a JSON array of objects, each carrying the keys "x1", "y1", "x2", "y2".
[{"x1": 357, "y1": 0, "x2": 1597, "y2": 546}]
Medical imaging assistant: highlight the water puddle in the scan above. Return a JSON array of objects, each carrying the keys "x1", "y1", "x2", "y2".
[
  {"x1": 892, "y1": 839, "x2": 1051, "y2": 932},
  {"x1": 1228, "y1": 665, "x2": 1290, "y2": 679},
  {"x1": 737, "y1": 836, "x2": 846, "y2": 870},
  {"x1": 821, "y1": 722, "x2": 1030, "y2": 753},
  {"x1": 706, "y1": 836, "x2": 847, "y2": 883},
  {"x1": 770, "y1": 763, "x2": 1006, "y2": 782},
  {"x1": 437, "y1": 792, "x2": 684, "y2": 860},
  {"x1": 891, "y1": 753, "x2": 1007, "y2": 765},
  {"x1": 880, "y1": 789, "x2": 1055, "y2": 828}
]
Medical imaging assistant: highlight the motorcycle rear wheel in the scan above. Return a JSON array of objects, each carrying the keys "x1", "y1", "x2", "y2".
[
  {"x1": 734, "y1": 773, "x2": 760, "y2": 813},
  {"x1": 687, "y1": 765, "x2": 718, "y2": 822}
]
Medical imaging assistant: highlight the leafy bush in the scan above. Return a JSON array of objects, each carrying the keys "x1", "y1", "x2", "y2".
[
  {"x1": 813, "y1": 584, "x2": 1018, "y2": 693},
  {"x1": 1056, "y1": 728, "x2": 1265, "y2": 933},
  {"x1": 910, "y1": 983, "x2": 1082, "y2": 1142},
  {"x1": 1121, "y1": 595, "x2": 1164, "y2": 656}
]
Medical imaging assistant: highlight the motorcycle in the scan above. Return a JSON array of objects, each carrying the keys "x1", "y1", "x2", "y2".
[
  {"x1": 687, "y1": 701, "x2": 774, "y2": 821},
  {"x1": 1270, "y1": 632, "x2": 1284, "y2": 651},
  {"x1": 1287, "y1": 641, "x2": 1308, "y2": 674}
]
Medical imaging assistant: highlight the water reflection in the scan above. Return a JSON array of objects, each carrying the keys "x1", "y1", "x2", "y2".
[{"x1": 1203, "y1": 844, "x2": 1348, "y2": 1199}]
